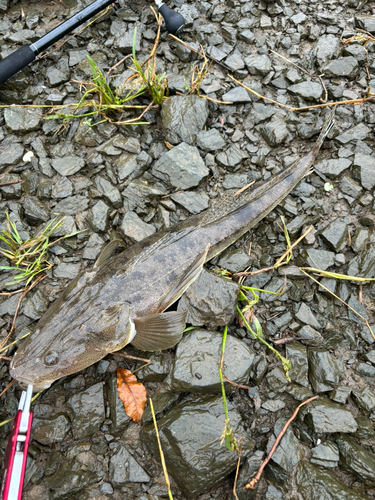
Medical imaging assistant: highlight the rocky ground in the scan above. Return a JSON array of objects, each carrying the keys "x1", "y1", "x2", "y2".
[{"x1": 1, "y1": 0, "x2": 375, "y2": 499}]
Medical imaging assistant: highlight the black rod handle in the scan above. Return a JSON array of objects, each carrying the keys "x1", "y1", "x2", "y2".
[{"x1": 0, "y1": 45, "x2": 36, "y2": 84}]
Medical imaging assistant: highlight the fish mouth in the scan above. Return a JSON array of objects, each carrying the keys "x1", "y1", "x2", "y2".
[{"x1": 9, "y1": 371, "x2": 52, "y2": 392}]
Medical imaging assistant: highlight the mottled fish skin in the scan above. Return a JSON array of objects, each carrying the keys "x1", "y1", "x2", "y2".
[{"x1": 10, "y1": 108, "x2": 335, "y2": 391}]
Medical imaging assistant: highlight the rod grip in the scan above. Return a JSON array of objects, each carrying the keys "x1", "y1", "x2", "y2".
[{"x1": 0, "y1": 45, "x2": 36, "y2": 85}]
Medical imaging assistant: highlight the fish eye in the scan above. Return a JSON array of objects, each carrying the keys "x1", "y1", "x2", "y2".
[{"x1": 44, "y1": 351, "x2": 59, "y2": 366}]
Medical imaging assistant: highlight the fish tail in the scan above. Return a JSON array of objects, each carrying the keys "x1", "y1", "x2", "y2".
[{"x1": 314, "y1": 106, "x2": 335, "y2": 150}]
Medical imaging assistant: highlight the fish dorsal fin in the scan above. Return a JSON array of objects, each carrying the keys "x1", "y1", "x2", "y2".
[
  {"x1": 157, "y1": 244, "x2": 209, "y2": 312},
  {"x1": 94, "y1": 239, "x2": 126, "y2": 269},
  {"x1": 131, "y1": 310, "x2": 187, "y2": 351}
]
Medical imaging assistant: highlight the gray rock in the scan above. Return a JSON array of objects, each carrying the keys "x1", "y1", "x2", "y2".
[
  {"x1": 267, "y1": 418, "x2": 304, "y2": 472},
  {"x1": 351, "y1": 227, "x2": 369, "y2": 253},
  {"x1": 355, "y1": 15, "x2": 375, "y2": 33},
  {"x1": 177, "y1": 270, "x2": 239, "y2": 329},
  {"x1": 169, "y1": 329, "x2": 254, "y2": 393},
  {"x1": 336, "y1": 433, "x2": 375, "y2": 487},
  {"x1": 140, "y1": 395, "x2": 255, "y2": 498},
  {"x1": 296, "y1": 303, "x2": 320, "y2": 329},
  {"x1": 347, "y1": 245, "x2": 375, "y2": 278},
  {"x1": 217, "y1": 247, "x2": 251, "y2": 273},
  {"x1": 231, "y1": 450, "x2": 264, "y2": 500},
  {"x1": 46, "y1": 67, "x2": 69, "y2": 87},
  {"x1": 311, "y1": 441, "x2": 339, "y2": 468},
  {"x1": 335, "y1": 124, "x2": 371, "y2": 145},
  {"x1": 196, "y1": 129, "x2": 226, "y2": 152},
  {"x1": 171, "y1": 191, "x2": 210, "y2": 214},
  {"x1": 152, "y1": 143, "x2": 209, "y2": 190},
  {"x1": 67, "y1": 383, "x2": 105, "y2": 439},
  {"x1": 82, "y1": 233, "x2": 105, "y2": 260},
  {"x1": 223, "y1": 174, "x2": 248, "y2": 189},
  {"x1": 32, "y1": 414, "x2": 70, "y2": 445},
  {"x1": 105, "y1": 375, "x2": 130, "y2": 434},
  {"x1": 122, "y1": 179, "x2": 164, "y2": 214},
  {"x1": 303, "y1": 397, "x2": 357, "y2": 433},
  {"x1": 86, "y1": 200, "x2": 111, "y2": 232},
  {"x1": 340, "y1": 176, "x2": 362, "y2": 199},
  {"x1": 301, "y1": 248, "x2": 335, "y2": 271},
  {"x1": 109, "y1": 445, "x2": 150, "y2": 485},
  {"x1": 0, "y1": 174, "x2": 22, "y2": 199},
  {"x1": 252, "y1": 103, "x2": 276, "y2": 124},
  {"x1": 216, "y1": 145, "x2": 248, "y2": 168},
  {"x1": 120, "y1": 211, "x2": 155, "y2": 242},
  {"x1": 161, "y1": 95, "x2": 209, "y2": 145},
  {"x1": 51, "y1": 177, "x2": 73, "y2": 199},
  {"x1": 245, "y1": 54, "x2": 272, "y2": 76},
  {"x1": 23, "y1": 197, "x2": 49, "y2": 225},
  {"x1": 352, "y1": 386, "x2": 375, "y2": 413},
  {"x1": 313, "y1": 34, "x2": 341, "y2": 68},
  {"x1": 348, "y1": 294, "x2": 368, "y2": 323},
  {"x1": 4, "y1": 107, "x2": 43, "y2": 132},
  {"x1": 0, "y1": 144, "x2": 24, "y2": 169},
  {"x1": 44, "y1": 456, "x2": 98, "y2": 498},
  {"x1": 296, "y1": 461, "x2": 367, "y2": 500},
  {"x1": 322, "y1": 56, "x2": 359, "y2": 78},
  {"x1": 308, "y1": 348, "x2": 340, "y2": 392},
  {"x1": 52, "y1": 156, "x2": 85, "y2": 176},
  {"x1": 315, "y1": 158, "x2": 352, "y2": 179},
  {"x1": 288, "y1": 81, "x2": 323, "y2": 101},
  {"x1": 23, "y1": 290, "x2": 49, "y2": 320},
  {"x1": 330, "y1": 386, "x2": 351, "y2": 404},
  {"x1": 353, "y1": 153, "x2": 375, "y2": 191},
  {"x1": 320, "y1": 218, "x2": 349, "y2": 252},
  {"x1": 53, "y1": 262, "x2": 81, "y2": 279},
  {"x1": 286, "y1": 342, "x2": 309, "y2": 387},
  {"x1": 261, "y1": 116, "x2": 289, "y2": 146},
  {"x1": 221, "y1": 86, "x2": 252, "y2": 103},
  {"x1": 224, "y1": 52, "x2": 245, "y2": 71},
  {"x1": 54, "y1": 195, "x2": 90, "y2": 216}
]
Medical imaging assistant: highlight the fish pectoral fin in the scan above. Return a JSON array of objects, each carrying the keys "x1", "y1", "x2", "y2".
[
  {"x1": 94, "y1": 239, "x2": 126, "y2": 269},
  {"x1": 157, "y1": 245, "x2": 210, "y2": 312},
  {"x1": 131, "y1": 310, "x2": 187, "y2": 351}
]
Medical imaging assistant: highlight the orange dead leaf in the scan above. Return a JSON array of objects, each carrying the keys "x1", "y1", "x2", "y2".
[
  {"x1": 116, "y1": 368, "x2": 147, "y2": 423},
  {"x1": 238, "y1": 307, "x2": 252, "y2": 328}
]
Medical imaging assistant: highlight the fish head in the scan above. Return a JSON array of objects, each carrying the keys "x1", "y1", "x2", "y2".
[{"x1": 10, "y1": 301, "x2": 135, "y2": 392}]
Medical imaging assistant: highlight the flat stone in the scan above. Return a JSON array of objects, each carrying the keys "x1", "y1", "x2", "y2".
[
  {"x1": 311, "y1": 441, "x2": 339, "y2": 468},
  {"x1": 217, "y1": 247, "x2": 251, "y2": 273},
  {"x1": 32, "y1": 414, "x2": 70, "y2": 445},
  {"x1": 261, "y1": 116, "x2": 289, "y2": 146},
  {"x1": 23, "y1": 197, "x2": 50, "y2": 225},
  {"x1": 330, "y1": 386, "x2": 351, "y2": 404},
  {"x1": 347, "y1": 245, "x2": 375, "y2": 279},
  {"x1": 169, "y1": 329, "x2": 254, "y2": 393},
  {"x1": 52, "y1": 156, "x2": 85, "y2": 176},
  {"x1": 54, "y1": 195, "x2": 90, "y2": 216},
  {"x1": 196, "y1": 129, "x2": 226, "y2": 151},
  {"x1": 267, "y1": 418, "x2": 304, "y2": 472},
  {"x1": 23, "y1": 290, "x2": 49, "y2": 320},
  {"x1": 301, "y1": 248, "x2": 335, "y2": 271},
  {"x1": 288, "y1": 81, "x2": 323, "y2": 101},
  {"x1": 82, "y1": 233, "x2": 105, "y2": 261},
  {"x1": 321, "y1": 56, "x2": 359, "y2": 78},
  {"x1": 109, "y1": 445, "x2": 150, "y2": 485},
  {"x1": 315, "y1": 158, "x2": 352, "y2": 179},
  {"x1": 52, "y1": 177, "x2": 73, "y2": 199},
  {"x1": 313, "y1": 34, "x2": 341, "y2": 68},
  {"x1": 320, "y1": 217, "x2": 349, "y2": 252},
  {"x1": 152, "y1": 143, "x2": 209, "y2": 190},
  {"x1": 177, "y1": 269, "x2": 239, "y2": 329},
  {"x1": 308, "y1": 348, "x2": 340, "y2": 392},
  {"x1": 303, "y1": 397, "x2": 357, "y2": 433},
  {"x1": 67, "y1": 383, "x2": 105, "y2": 439},
  {"x1": 171, "y1": 191, "x2": 210, "y2": 214},
  {"x1": 245, "y1": 54, "x2": 272, "y2": 76},
  {"x1": 4, "y1": 107, "x2": 43, "y2": 132},
  {"x1": 352, "y1": 386, "x2": 375, "y2": 412},
  {"x1": 355, "y1": 15, "x2": 375, "y2": 33},
  {"x1": 335, "y1": 124, "x2": 371, "y2": 145},
  {"x1": 86, "y1": 200, "x2": 111, "y2": 233},
  {"x1": 296, "y1": 303, "x2": 321, "y2": 329},
  {"x1": 336, "y1": 433, "x2": 375, "y2": 487},
  {"x1": 161, "y1": 95, "x2": 209, "y2": 145},
  {"x1": 221, "y1": 86, "x2": 252, "y2": 103},
  {"x1": 0, "y1": 144, "x2": 24, "y2": 169},
  {"x1": 353, "y1": 153, "x2": 375, "y2": 190},
  {"x1": 140, "y1": 395, "x2": 255, "y2": 498},
  {"x1": 340, "y1": 176, "x2": 362, "y2": 199},
  {"x1": 120, "y1": 211, "x2": 156, "y2": 242},
  {"x1": 223, "y1": 174, "x2": 248, "y2": 189},
  {"x1": 286, "y1": 342, "x2": 309, "y2": 387},
  {"x1": 53, "y1": 262, "x2": 81, "y2": 279},
  {"x1": 216, "y1": 145, "x2": 248, "y2": 168}
]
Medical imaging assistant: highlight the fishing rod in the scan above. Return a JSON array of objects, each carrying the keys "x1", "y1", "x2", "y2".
[{"x1": 0, "y1": 0, "x2": 185, "y2": 85}]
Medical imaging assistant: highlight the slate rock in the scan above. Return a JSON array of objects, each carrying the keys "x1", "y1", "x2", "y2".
[
  {"x1": 52, "y1": 156, "x2": 85, "y2": 176},
  {"x1": 286, "y1": 342, "x2": 309, "y2": 387},
  {"x1": 261, "y1": 117, "x2": 289, "y2": 146},
  {"x1": 0, "y1": 144, "x2": 24, "y2": 169},
  {"x1": 109, "y1": 444, "x2": 150, "y2": 485},
  {"x1": 171, "y1": 191, "x2": 210, "y2": 214},
  {"x1": 308, "y1": 348, "x2": 340, "y2": 392},
  {"x1": 53, "y1": 263, "x2": 81, "y2": 280},
  {"x1": 352, "y1": 386, "x2": 375, "y2": 412},
  {"x1": 152, "y1": 143, "x2": 209, "y2": 190},
  {"x1": 321, "y1": 56, "x2": 359, "y2": 78},
  {"x1": 216, "y1": 145, "x2": 248, "y2": 168},
  {"x1": 177, "y1": 269, "x2": 239, "y2": 329},
  {"x1": 351, "y1": 227, "x2": 369, "y2": 253},
  {"x1": 340, "y1": 176, "x2": 362, "y2": 200},
  {"x1": 120, "y1": 211, "x2": 156, "y2": 242},
  {"x1": 23, "y1": 290, "x2": 49, "y2": 320},
  {"x1": 54, "y1": 195, "x2": 90, "y2": 216},
  {"x1": 169, "y1": 329, "x2": 254, "y2": 393},
  {"x1": 295, "y1": 461, "x2": 368, "y2": 500},
  {"x1": 313, "y1": 34, "x2": 341, "y2": 68},
  {"x1": 122, "y1": 179, "x2": 164, "y2": 214},
  {"x1": 353, "y1": 153, "x2": 375, "y2": 191},
  {"x1": 347, "y1": 245, "x2": 375, "y2": 278},
  {"x1": 329, "y1": 386, "x2": 351, "y2": 404},
  {"x1": 223, "y1": 174, "x2": 248, "y2": 189},
  {"x1": 82, "y1": 233, "x2": 105, "y2": 261},
  {"x1": 267, "y1": 418, "x2": 304, "y2": 472},
  {"x1": 303, "y1": 397, "x2": 357, "y2": 433},
  {"x1": 320, "y1": 218, "x2": 349, "y2": 252},
  {"x1": 32, "y1": 414, "x2": 70, "y2": 445},
  {"x1": 44, "y1": 457, "x2": 98, "y2": 498},
  {"x1": 336, "y1": 433, "x2": 375, "y2": 487},
  {"x1": 67, "y1": 383, "x2": 105, "y2": 439},
  {"x1": 245, "y1": 54, "x2": 272, "y2": 76},
  {"x1": 217, "y1": 247, "x2": 251, "y2": 273},
  {"x1": 355, "y1": 15, "x2": 375, "y2": 33},
  {"x1": 301, "y1": 248, "x2": 334, "y2": 271},
  {"x1": 105, "y1": 375, "x2": 130, "y2": 434},
  {"x1": 4, "y1": 107, "x2": 43, "y2": 132},
  {"x1": 140, "y1": 395, "x2": 255, "y2": 498},
  {"x1": 46, "y1": 67, "x2": 69, "y2": 87},
  {"x1": 221, "y1": 86, "x2": 252, "y2": 103},
  {"x1": 231, "y1": 450, "x2": 264, "y2": 500},
  {"x1": 348, "y1": 294, "x2": 368, "y2": 323},
  {"x1": 51, "y1": 176, "x2": 73, "y2": 199},
  {"x1": 315, "y1": 158, "x2": 352, "y2": 179},
  {"x1": 311, "y1": 441, "x2": 339, "y2": 468},
  {"x1": 335, "y1": 124, "x2": 371, "y2": 145},
  {"x1": 296, "y1": 303, "x2": 320, "y2": 329},
  {"x1": 0, "y1": 174, "x2": 22, "y2": 199},
  {"x1": 196, "y1": 129, "x2": 226, "y2": 151},
  {"x1": 161, "y1": 95, "x2": 209, "y2": 145},
  {"x1": 288, "y1": 81, "x2": 323, "y2": 101},
  {"x1": 23, "y1": 197, "x2": 49, "y2": 225}
]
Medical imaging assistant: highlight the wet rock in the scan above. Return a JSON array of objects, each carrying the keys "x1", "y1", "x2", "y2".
[
  {"x1": 171, "y1": 191, "x2": 210, "y2": 214},
  {"x1": 51, "y1": 176, "x2": 73, "y2": 199},
  {"x1": 52, "y1": 156, "x2": 85, "y2": 176},
  {"x1": 288, "y1": 82, "x2": 323, "y2": 101},
  {"x1": 348, "y1": 294, "x2": 368, "y2": 323},
  {"x1": 355, "y1": 15, "x2": 375, "y2": 33},
  {"x1": 161, "y1": 95, "x2": 209, "y2": 145},
  {"x1": 0, "y1": 143, "x2": 24, "y2": 169},
  {"x1": 340, "y1": 176, "x2": 362, "y2": 200},
  {"x1": 267, "y1": 418, "x2": 304, "y2": 474},
  {"x1": 4, "y1": 107, "x2": 43, "y2": 132},
  {"x1": 0, "y1": 174, "x2": 22, "y2": 199},
  {"x1": 54, "y1": 195, "x2": 90, "y2": 216},
  {"x1": 109, "y1": 444, "x2": 150, "y2": 485},
  {"x1": 152, "y1": 142, "x2": 209, "y2": 190},
  {"x1": 105, "y1": 375, "x2": 130, "y2": 434},
  {"x1": 222, "y1": 86, "x2": 252, "y2": 103},
  {"x1": 137, "y1": 352, "x2": 173, "y2": 382},
  {"x1": 351, "y1": 228, "x2": 369, "y2": 253},
  {"x1": 67, "y1": 383, "x2": 105, "y2": 439},
  {"x1": 353, "y1": 153, "x2": 375, "y2": 191},
  {"x1": 320, "y1": 218, "x2": 349, "y2": 252},
  {"x1": 329, "y1": 386, "x2": 351, "y2": 404},
  {"x1": 216, "y1": 145, "x2": 248, "y2": 169},
  {"x1": 301, "y1": 248, "x2": 334, "y2": 271},
  {"x1": 53, "y1": 262, "x2": 81, "y2": 279},
  {"x1": 245, "y1": 54, "x2": 272, "y2": 76},
  {"x1": 223, "y1": 173, "x2": 248, "y2": 189},
  {"x1": 140, "y1": 395, "x2": 255, "y2": 498},
  {"x1": 196, "y1": 129, "x2": 226, "y2": 151},
  {"x1": 231, "y1": 450, "x2": 264, "y2": 500},
  {"x1": 347, "y1": 245, "x2": 375, "y2": 278},
  {"x1": 86, "y1": 200, "x2": 110, "y2": 233},
  {"x1": 122, "y1": 179, "x2": 164, "y2": 214},
  {"x1": 217, "y1": 247, "x2": 251, "y2": 273},
  {"x1": 96, "y1": 176, "x2": 122, "y2": 208},
  {"x1": 23, "y1": 197, "x2": 49, "y2": 225},
  {"x1": 177, "y1": 269, "x2": 239, "y2": 329},
  {"x1": 261, "y1": 116, "x2": 289, "y2": 146},
  {"x1": 295, "y1": 461, "x2": 367, "y2": 500},
  {"x1": 296, "y1": 303, "x2": 320, "y2": 329},
  {"x1": 82, "y1": 233, "x2": 105, "y2": 260},
  {"x1": 313, "y1": 34, "x2": 341, "y2": 68},
  {"x1": 44, "y1": 457, "x2": 98, "y2": 498},
  {"x1": 286, "y1": 342, "x2": 309, "y2": 387},
  {"x1": 32, "y1": 414, "x2": 70, "y2": 445},
  {"x1": 315, "y1": 158, "x2": 351, "y2": 179},
  {"x1": 354, "y1": 416, "x2": 375, "y2": 440},
  {"x1": 46, "y1": 67, "x2": 68, "y2": 87},
  {"x1": 169, "y1": 329, "x2": 254, "y2": 392},
  {"x1": 352, "y1": 386, "x2": 375, "y2": 413},
  {"x1": 322, "y1": 56, "x2": 359, "y2": 78},
  {"x1": 336, "y1": 433, "x2": 375, "y2": 487},
  {"x1": 120, "y1": 211, "x2": 156, "y2": 242},
  {"x1": 23, "y1": 290, "x2": 49, "y2": 320},
  {"x1": 335, "y1": 124, "x2": 371, "y2": 145},
  {"x1": 308, "y1": 349, "x2": 340, "y2": 392},
  {"x1": 356, "y1": 362, "x2": 375, "y2": 377},
  {"x1": 266, "y1": 367, "x2": 289, "y2": 393},
  {"x1": 303, "y1": 397, "x2": 357, "y2": 433},
  {"x1": 311, "y1": 441, "x2": 339, "y2": 468}
]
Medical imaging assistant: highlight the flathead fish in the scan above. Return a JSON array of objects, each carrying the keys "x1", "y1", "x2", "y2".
[{"x1": 10, "y1": 108, "x2": 335, "y2": 391}]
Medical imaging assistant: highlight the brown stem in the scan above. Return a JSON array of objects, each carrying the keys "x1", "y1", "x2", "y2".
[
  {"x1": 0, "y1": 379, "x2": 15, "y2": 398},
  {"x1": 0, "y1": 180, "x2": 24, "y2": 187},
  {"x1": 111, "y1": 351, "x2": 153, "y2": 373},
  {"x1": 232, "y1": 438, "x2": 243, "y2": 500}
]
